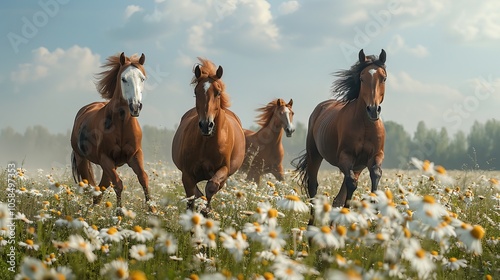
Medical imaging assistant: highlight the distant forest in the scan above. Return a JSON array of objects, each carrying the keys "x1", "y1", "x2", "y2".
[{"x1": 1, "y1": 119, "x2": 499, "y2": 171}]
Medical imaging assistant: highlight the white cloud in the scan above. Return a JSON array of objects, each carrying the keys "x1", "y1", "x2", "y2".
[
  {"x1": 389, "y1": 71, "x2": 462, "y2": 100},
  {"x1": 10, "y1": 46, "x2": 101, "y2": 94},
  {"x1": 387, "y1": 34, "x2": 429, "y2": 58},
  {"x1": 447, "y1": 1, "x2": 500, "y2": 42},
  {"x1": 124, "y1": 5, "x2": 143, "y2": 19},
  {"x1": 278, "y1": 1, "x2": 300, "y2": 15}
]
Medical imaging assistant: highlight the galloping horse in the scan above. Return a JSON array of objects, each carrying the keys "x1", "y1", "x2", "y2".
[
  {"x1": 241, "y1": 98, "x2": 295, "y2": 183},
  {"x1": 294, "y1": 49, "x2": 387, "y2": 223},
  {"x1": 70, "y1": 52, "x2": 154, "y2": 213},
  {"x1": 172, "y1": 58, "x2": 246, "y2": 214}
]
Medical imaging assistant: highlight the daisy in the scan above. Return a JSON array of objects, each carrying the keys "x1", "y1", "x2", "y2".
[
  {"x1": 305, "y1": 225, "x2": 340, "y2": 249},
  {"x1": 0, "y1": 204, "x2": 10, "y2": 228},
  {"x1": 100, "y1": 259, "x2": 129, "y2": 280},
  {"x1": 19, "y1": 239, "x2": 39, "y2": 251},
  {"x1": 43, "y1": 253, "x2": 57, "y2": 265},
  {"x1": 34, "y1": 211, "x2": 52, "y2": 222},
  {"x1": 14, "y1": 212, "x2": 33, "y2": 224},
  {"x1": 272, "y1": 256, "x2": 308, "y2": 280},
  {"x1": 410, "y1": 157, "x2": 435, "y2": 175},
  {"x1": 408, "y1": 194, "x2": 448, "y2": 227},
  {"x1": 443, "y1": 257, "x2": 468, "y2": 271},
  {"x1": 67, "y1": 234, "x2": 97, "y2": 262},
  {"x1": 243, "y1": 222, "x2": 264, "y2": 240},
  {"x1": 456, "y1": 224, "x2": 485, "y2": 255},
  {"x1": 129, "y1": 244, "x2": 154, "y2": 261},
  {"x1": 219, "y1": 227, "x2": 249, "y2": 262},
  {"x1": 124, "y1": 225, "x2": 154, "y2": 242},
  {"x1": 19, "y1": 257, "x2": 46, "y2": 279},
  {"x1": 179, "y1": 210, "x2": 205, "y2": 237},
  {"x1": 312, "y1": 194, "x2": 333, "y2": 225},
  {"x1": 84, "y1": 226, "x2": 102, "y2": 250},
  {"x1": 402, "y1": 239, "x2": 435, "y2": 279},
  {"x1": 203, "y1": 218, "x2": 221, "y2": 234},
  {"x1": 329, "y1": 207, "x2": 358, "y2": 226},
  {"x1": 99, "y1": 226, "x2": 123, "y2": 243},
  {"x1": 277, "y1": 195, "x2": 309, "y2": 212},
  {"x1": 155, "y1": 232, "x2": 178, "y2": 255},
  {"x1": 260, "y1": 225, "x2": 287, "y2": 250},
  {"x1": 325, "y1": 269, "x2": 362, "y2": 280}
]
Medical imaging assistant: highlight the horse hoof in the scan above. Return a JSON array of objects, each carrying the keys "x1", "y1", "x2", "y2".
[{"x1": 201, "y1": 207, "x2": 211, "y2": 218}]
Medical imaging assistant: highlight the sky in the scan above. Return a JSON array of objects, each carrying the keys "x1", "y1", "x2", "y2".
[{"x1": 1, "y1": 0, "x2": 500, "y2": 137}]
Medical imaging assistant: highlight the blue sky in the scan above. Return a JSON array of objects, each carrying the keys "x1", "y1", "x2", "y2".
[{"x1": 2, "y1": 0, "x2": 499, "y2": 136}]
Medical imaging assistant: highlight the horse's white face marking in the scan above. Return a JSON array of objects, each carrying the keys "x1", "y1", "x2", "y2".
[
  {"x1": 368, "y1": 68, "x2": 377, "y2": 76},
  {"x1": 203, "y1": 81, "x2": 211, "y2": 94},
  {"x1": 283, "y1": 107, "x2": 294, "y2": 129},
  {"x1": 121, "y1": 66, "x2": 145, "y2": 104}
]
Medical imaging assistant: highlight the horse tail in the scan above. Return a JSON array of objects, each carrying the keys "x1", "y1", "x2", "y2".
[
  {"x1": 291, "y1": 150, "x2": 309, "y2": 197},
  {"x1": 71, "y1": 151, "x2": 80, "y2": 183}
]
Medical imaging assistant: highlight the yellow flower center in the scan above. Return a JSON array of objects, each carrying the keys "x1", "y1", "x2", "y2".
[
  {"x1": 105, "y1": 201, "x2": 112, "y2": 208},
  {"x1": 191, "y1": 215, "x2": 201, "y2": 225},
  {"x1": 323, "y1": 203, "x2": 331, "y2": 212},
  {"x1": 336, "y1": 225, "x2": 347, "y2": 236},
  {"x1": 376, "y1": 233, "x2": 385, "y2": 241},
  {"x1": 415, "y1": 249, "x2": 426, "y2": 259},
  {"x1": 422, "y1": 160, "x2": 430, "y2": 171},
  {"x1": 435, "y1": 165, "x2": 446, "y2": 174},
  {"x1": 263, "y1": 272, "x2": 274, "y2": 280},
  {"x1": 116, "y1": 268, "x2": 126, "y2": 278},
  {"x1": 340, "y1": 208, "x2": 350, "y2": 215},
  {"x1": 449, "y1": 257, "x2": 457, "y2": 262},
  {"x1": 470, "y1": 225, "x2": 485, "y2": 240},
  {"x1": 133, "y1": 225, "x2": 143, "y2": 233},
  {"x1": 269, "y1": 231, "x2": 278, "y2": 239},
  {"x1": 423, "y1": 195, "x2": 435, "y2": 204},
  {"x1": 321, "y1": 226, "x2": 331, "y2": 234},
  {"x1": 205, "y1": 220, "x2": 214, "y2": 228},
  {"x1": 26, "y1": 239, "x2": 34, "y2": 246},
  {"x1": 385, "y1": 190, "x2": 393, "y2": 200},
  {"x1": 267, "y1": 209, "x2": 278, "y2": 218},
  {"x1": 285, "y1": 195, "x2": 300, "y2": 202},
  {"x1": 129, "y1": 270, "x2": 147, "y2": 280},
  {"x1": 107, "y1": 227, "x2": 118, "y2": 235}
]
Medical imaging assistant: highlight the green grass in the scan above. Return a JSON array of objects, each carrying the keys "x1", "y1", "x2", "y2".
[{"x1": 0, "y1": 162, "x2": 499, "y2": 279}]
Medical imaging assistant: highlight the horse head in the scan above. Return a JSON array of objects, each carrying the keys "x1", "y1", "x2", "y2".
[
  {"x1": 358, "y1": 49, "x2": 387, "y2": 121},
  {"x1": 193, "y1": 64, "x2": 224, "y2": 136},
  {"x1": 119, "y1": 52, "x2": 146, "y2": 117},
  {"x1": 276, "y1": 98, "x2": 295, "y2": 137}
]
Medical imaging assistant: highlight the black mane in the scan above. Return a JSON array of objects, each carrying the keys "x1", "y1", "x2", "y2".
[{"x1": 331, "y1": 55, "x2": 386, "y2": 103}]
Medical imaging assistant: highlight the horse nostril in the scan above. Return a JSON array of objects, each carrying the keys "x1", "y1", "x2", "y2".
[
  {"x1": 366, "y1": 106, "x2": 371, "y2": 112},
  {"x1": 208, "y1": 122, "x2": 214, "y2": 129},
  {"x1": 198, "y1": 121, "x2": 203, "y2": 128},
  {"x1": 377, "y1": 106, "x2": 381, "y2": 113},
  {"x1": 139, "y1": 103, "x2": 143, "y2": 110}
]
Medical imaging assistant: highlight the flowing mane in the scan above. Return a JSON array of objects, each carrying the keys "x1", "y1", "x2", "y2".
[
  {"x1": 254, "y1": 98, "x2": 285, "y2": 127},
  {"x1": 95, "y1": 53, "x2": 146, "y2": 100},
  {"x1": 191, "y1": 57, "x2": 231, "y2": 109},
  {"x1": 331, "y1": 55, "x2": 386, "y2": 103}
]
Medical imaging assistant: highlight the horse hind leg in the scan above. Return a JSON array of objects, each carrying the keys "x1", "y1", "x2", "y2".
[
  {"x1": 73, "y1": 152, "x2": 96, "y2": 186},
  {"x1": 333, "y1": 169, "x2": 360, "y2": 208}
]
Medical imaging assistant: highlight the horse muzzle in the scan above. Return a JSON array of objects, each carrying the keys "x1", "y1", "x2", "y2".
[
  {"x1": 285, "y1": 127, "x2": 295, "y2": 137},
  {"x1": 366, "y1": 105, "x2": 381, "y2": 121},
  {"x1": 199, "y1": 120, "x2": 215, "y2": 136},
  {"x1": 129, "y1": 102, "x2": 143, "y2": 117}
]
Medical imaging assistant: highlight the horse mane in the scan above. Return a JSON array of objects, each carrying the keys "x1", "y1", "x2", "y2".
[
  {"x1": 95, "y1": 53, "x2": 146, "y2": 100},
  {"x1": 331, "y1": 55, "x2": 386, "y2": 103},
  {"x1": 191, "y1": 57, "x2": 231, "y2": 109},
  {"x1": 255, "y1": 98, "x2": 285, "y2": 127}
]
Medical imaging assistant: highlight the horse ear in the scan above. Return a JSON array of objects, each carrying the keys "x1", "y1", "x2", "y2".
[
  {"x1": 216, "y1": 66, "x2": 223, "y2": 79},
  {"x1": 288, "y1": 99, "x2": 293, "y2": 107},
  {"x1": 277, "y1": 99, "x2": 283, "y2": 107},
  {"x1": 358, "y1": 49, "x2": 365, "y2": 63},
  {"x1": 379, "y1": 49, "x2": 386, "y2": 64},
  {"x1": 120, "y1": 52, "x2": 126, "y2": 65},
  {"x1": 139, "y1": 53, "x2": 145, "y2": 65},
  {"x1": 195, "y1": 65, "x2": 202, "y2": 79}
]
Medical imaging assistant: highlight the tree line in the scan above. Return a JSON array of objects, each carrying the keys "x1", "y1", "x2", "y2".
[{"x1": 1, "y1": 119, "x2": 499, "y2": 171}]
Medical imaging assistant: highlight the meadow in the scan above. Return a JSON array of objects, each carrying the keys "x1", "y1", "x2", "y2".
[{"x1": 0, "y1": 159, "x2": 499, "y2": 280}]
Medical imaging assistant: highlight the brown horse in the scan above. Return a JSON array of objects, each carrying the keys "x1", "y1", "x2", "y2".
[
  {"x1": 172, "y1": 58, "x2": 246, "y2": 214},
  {"x1": 294, "y1": 49, "x2": 387, "y2": 223},
  {"x1": 70, "y1": 52, "x2": 154, "y2": 213},
  {"x1": 241, "y1": 98, "x2": 295, "y2": 183}
]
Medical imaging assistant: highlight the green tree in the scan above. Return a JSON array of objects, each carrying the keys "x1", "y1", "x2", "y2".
[{"x1": 383, "y1": 121, "x2": 411, "y2": 168}]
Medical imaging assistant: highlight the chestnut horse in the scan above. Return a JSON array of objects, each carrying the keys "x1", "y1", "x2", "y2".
[
  {"x1": 70, "y1": 52, "x2": 154, "y2": 213},
  {"x1": 241, "y1": 98, "x2": 295, "y2": 183},
  {"x1": 172, "y1": 58, "x2": 245, "y2": 214},
  {"x1": 293, "y1": 49, "x2": 387, "y2": 223}
]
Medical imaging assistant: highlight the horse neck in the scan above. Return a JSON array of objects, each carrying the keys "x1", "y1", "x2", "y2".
[
  {"x1": 105, "y1": 89, "x2": 132, "y2": 124},
  {"x1": 214, "y1": 108, "x2": 227, "y2": 137},
  {"x1": 258, "y1": 114, "x2": 284, "y2": 144}
]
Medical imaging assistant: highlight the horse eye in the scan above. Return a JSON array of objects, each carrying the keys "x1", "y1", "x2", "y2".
[
  {"x1": 121, "y1": 77, "x2": 127, "y2": 83},
  {"x1": 383, "y1": 77, "x2": 387, "y2": 82},
  {"x1": 141, "y1": 77, "x2": 145, "y2": 82}
]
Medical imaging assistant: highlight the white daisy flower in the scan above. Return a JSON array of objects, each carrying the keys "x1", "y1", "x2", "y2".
[
  {"x1": 99, "y1": 226, "x2": 123, "y2": 243},
  {"x1": 67, "y1": 234, "x2": 97, "y2": 262},
  {"x1": 219, "y1": 227, "x2": 249, "y2": 262},
  {"x1": 329, "y1": 207, "x2": 358, "y2": 226},
  {"x1": 155, "y1": 232, "x2": 178, "y2": 255},
  {"x1": 277, "y1": 195, "x2": 309, "y2": 212},
  {"x1": 129, "y1": 244, "x2": 154, "y2": 261},
  {"x1": 19, "y1": 239, "x2": 39, "y2": 251},
  {"x1": 123, "y1": 225, "x2": 154, "y2": 242},
  {"x1": 443, "y1": 257, "x2": 468, "y2": 271},
  {"x1": 100, "y1": 259, "x2": 129, "y2": 280},
  {"x1": 305, "y1": 225, "x2": 340, "y2": 249}
]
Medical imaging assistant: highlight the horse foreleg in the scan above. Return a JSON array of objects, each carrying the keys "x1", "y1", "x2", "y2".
[
  {"x1": 333, "y1": 170, "x2": 360, "y2": 208},
  {"x1": 182, "y1": 173, "x2": 198, "y2": 211},
  {"x1": 74, "y1": 155, "x2": 97, "y2": 187},
  {"x1": 206, "y1": 166, "x2": 229, "y2": 210},
  {"x1": 369, "y1": 163, "x2": 383, "y2": 193},
  {"x1": 99, "y1": 156, "x2": 124, "y2": 215},
  {"x1": 128, "y1": 151, "x2": 156, "y2": 213},
  {"x1": 271, "y1": 164, "x2": 285, "y2": 182}
]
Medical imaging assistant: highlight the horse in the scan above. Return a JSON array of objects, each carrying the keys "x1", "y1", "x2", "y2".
[
  {"x1": 293, "y1": 49, "x2": 387, "y2": 224},
  {"x1": 171, "y1": 57, "x2": 246, "y2": 215},
  {"x1": 240, "y1": 98, "x2": 295, "y2": 183},
  {"x1": 70, "y1": 52, "x2": 155, "y2": 214}
]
